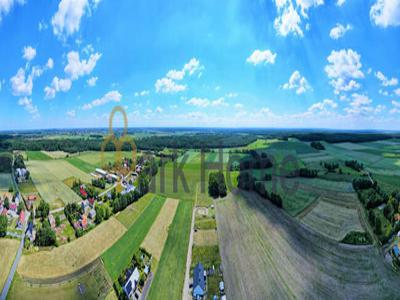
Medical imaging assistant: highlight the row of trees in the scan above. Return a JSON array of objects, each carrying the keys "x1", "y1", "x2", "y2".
[
  {"x1": 208, "y1": 171, "x2": 227, "y2": 198},
  {"x1": 0, "y1": 152, "x2": 12, "y2": 173},
  {"x1": 298, "y1": 168, "x2": 318, "y2": 178},
  {"x1": 323, "y1": 162, "x2": 339, "y2": 172},
  {"x1": 0, "y1": 215, "x2": 7, "y2": 237},
  {"x1": 92, "y1": 178, "x2": 106, "y2": 189},
  {"x1": 255, "y1": 182, "x2": 283, "y2": 208},
  {"x1": 345, "y1": 160, "x2": 364, "y2": 172},
  {"x1": 310, "y1": 141, "x2": 325, "y2": 150}
]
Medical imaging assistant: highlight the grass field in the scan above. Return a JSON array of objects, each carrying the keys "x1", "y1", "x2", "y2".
[
  {"x1": 27, "y1": 151, "x2": 52, "y2": 160},
  {"x1": 0, "y1": 173, "x2": 12, "y2": 191},
  {"x1": 193, "y1": 229, "x2": 218, "y2": 246},
  {"x1": 65, "y1": 156, "x2": 97, "y2": 174},
  {"x1": 300, "y1": 199, "x2": 364, "y2": 241},
  {"x1": 0, "y1": 238, "x2": 19, "y2": 291},
  {"x1": 216, "y1": 191, "x2": 399, "y2": 299},
  {"x1": 18, "y1": 217, "x2": 126, "y2": 280},
  {"x1": 76, "y1": 151, "x2": 137, "y2": 168},
  {"x1": 147, "y1": 201, "x2": 192, "y2": 300},
  {"x1": 115, "y1": 193, "x2": 155, "y2": 229},
  {"x1": 9, "y1": 259, "x2": 112, "y2": 300},
  {"x1": 26, "y1": 159, "x2": 92, "y2": 208},
  {"x1": 102, "y1": 196, "x2": 166, "y2": 281},
  {"x1": 141, "y1": 198, "x2": 179, "y2": 259}
]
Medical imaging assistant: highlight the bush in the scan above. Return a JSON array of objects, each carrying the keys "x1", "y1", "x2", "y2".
[
  {"x1": 0, "y1": 215, "x2": 7, "y2": 237},
  {"x1": 310, "y1": 141, "x2": 325, "y2": 150},
  {"x1": 341, "y1": 231, "x2": 372, "y2": 245}
]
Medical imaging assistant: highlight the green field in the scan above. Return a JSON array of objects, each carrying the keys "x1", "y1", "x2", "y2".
[
  {"x1": 0, "y1": 173, "x2": 12, "y2": 190},
  {"x1": 77, "y1": 151, "x2": 138, "y2": 168},
  {"x1": 65, "y1": 156, "x2": 97, "y2": 174},
  {"x1": 115, "y1": 193, "x2": 155, "y2": 228},
  {"x1": 102, "y1": 196, "x2": 166, "y2": 281},
  {"x1": 147, "y1": 200, "x2": 192, "y2": 300},
  {"x1": 27, "y1": 151, "x2": 52, "y2": 160},
  {"x1": 26, "y1": 159, "x2": 93, "y2": 208}
]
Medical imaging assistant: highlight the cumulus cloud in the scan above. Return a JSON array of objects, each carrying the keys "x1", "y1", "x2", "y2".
[
  {"x1": 308, "y1": 99, "x2": 337, "y2": 112},
  {"x1": 82, "y1": 90, "x2": 122, "y2": 110},
  {"x1": 329, "y1": 23, "x2": 352, "y2": 39},
  {"x1": 44, "y1": 77, "x2": 72, "y2": 99},
  {"x1": 155, "y1": 58, "x2": 202, "y2": 94},
  {"x1": 370, "y1": 0, "x2": 400, "y2": 27},
  {"x1": 325, "y1": 49, "x2": 364, "y2": 94},
  {"x1": 282, "y1": 70, "x2": 311, "y2": 94},
  {"x1": 22, "y1": 46, "x2": 36, "y2": 61},
  {"x1": 155, "y1": 106, "x2": 163, "y2": 113},
  {"x1": 18, "y1": 97, "x2": 39, "y2": 117},
  {"x1": 186, "y1": 97, "x2": 227, "y2": 108},
  {"x1": 344, "y1": 93, "x2": 384, "y2": 115},
  {"x1": 52, "y1": 0, "x2": 88, "y2": 39},
  {"x1": 234, "y1": 103, "x2": 243, "y2": 109},
  {"x1": 64, "y1": 51, "x2": 101, "y2": 80},
  {"x1": 66, "y1": 110, "x2": 76, "y2": 117},
  {"x1": 375, "y1": 71, "x2": 398, "y2": 87},
  {"x1": 46, "y1": 58, "x2": 54, "y2": 69},
  {"x1": 10, "y1": 68, "x2": 33, "y2": 96},
  {"x1": 336, "y1": 0, "x2": 346, "y2": 6},
  {"x1": 395, "y1": 88, "x2": 400, "y2": 96},
  {"x1": 0, "y1": 0, "x2": 24, "y2": 22},
  {"x1": 134, "y1": 90, "x2": 149, "y2": 97},
  {"x1": 273, "y1": 0, "x2": 323, "y2": 37},
  {"x1": 87, "y1": 76, "x2": 98, "y2": 87},
  {"x1": 246, "y1": 49, "x2": 277, "y2": 65}
]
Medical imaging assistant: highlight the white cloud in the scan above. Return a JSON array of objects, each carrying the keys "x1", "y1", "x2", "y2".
[
  {"x1": 87, "y1": 76, "x2": 98, "y2": 87},
  {"x1": 64, "y1": 51, "x2": 101, "y2": 80},
  {"x1": 66, "y1": 110, "x2": 76, "y2": 117},
  {"x1": 23, "y1": 46, "x2": 36, "y2": 61},
  {"x1": 155, "y1": 58, "x2": 202, "y2": 94},
  {"x1": 370, "y1": 0, "x2": 400, "y2": 27},
  {"x1": 155, "y1": 78, "x2": 186, "y2": 93},
  {"x1": 225, "y1": 92, "x2": 238, "y2": 98},
  {"x1": 186, "y1": 97, "x2": 210, "y2": 107},
  {"x1": 246, "y1": 49, "x2": 277, "y2": 65},
  {"x1": 186, "y1": 97, "x2": 227, "y2": 108},
  {"x1": 51, "y1": 0, "x2": 88, "y2": 39},
  {"x1": 38, "y1": 20, "x2": 48, "y2": 31},
  {"x1": 375, "y1": 71, "x2": 398, "y2": 87},
  {"x1": 308, "y1": 99, "x2": 337, "y2": 112},
  {"x1": 350, "y1": 93, "x2": 372, "y2": 107},
  {"x1": 282, "y1": 70, "x2": 311, "y2": 94},
  {"x1": 18, "y1": 97, "x2": 39, "y2": 116},
  {"x1": 44, "y1": 76, "x2": 72, "y2": 99},
  {"x1": 10, "y1": 68, "x2": 33, "y2": 96},
  {"x1": 344, "y1": 93, "x2": 384, "y2": 116},
  {"x1": 0, "y1": 0, "x2": 24, "y2": 22},
  {"x1": 46, "y1": 58, "x2": 54, "y2": 69},
  {"x1": 134, "y1": 90, "x2": 149, "y2": 97},
  {"x1": 325, "y1": 49, "x2": 364, "y2": 94},
  {"x1": 234, "y1": 103, "x2": 243, "y2": 109},
  {"x1": 336, "y1": 0, "x2": 346, "y2": 6},
  {"x1": 92, "y1": 0, "x2": 101, "y2": 9},
  {"x1": 395, "y1": 88, "x2": 400, "y2": 96},
  {"x1": 390, "y1": 101, "x2": 400, "y2": 114},
  {"x1": 273, "y1": 0, "x2": 323, "y2": 37},
  {"x1": 82, "y1": 90, "x2": 122, "y2": 110},
  {"x1": 329, "y1": 23, "x2": 352, "y2": 39},
  {"x1": 155, "y1": 106, "x2": 163, "y2": 113}
]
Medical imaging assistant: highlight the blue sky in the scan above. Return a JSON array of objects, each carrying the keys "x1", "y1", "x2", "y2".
[{"x1": 1, "y1": 0, "x2": 400, "y2": 130}]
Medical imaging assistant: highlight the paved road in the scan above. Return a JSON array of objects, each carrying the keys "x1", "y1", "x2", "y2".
[
  {"x1": 1, "y1": 159, "x2": 28, "y2": 300},
  {"x1": 139, "y1": 272, "x2": 153, "y2": 300}
]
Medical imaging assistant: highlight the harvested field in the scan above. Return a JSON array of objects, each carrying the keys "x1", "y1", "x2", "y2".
[
  {"x1": 41, "y1": 151, "x2": 69, "y2": 159},
  {"x1": 216, "y1": 191, "x2": 399, "y2": 299},
  {"x1": 26, "y1": 160, "x2": 92, "y2": 207},
  {"x1": 9, "y1": 259, "x2": 112, "y2": 300},
  {"x1": 193, "y1": 229, "x2": 218, "y2": 246},
  {"x1": 116, "y1": 193, "x2": 155, "y2": 228},
  {"x1": 17, "y1": 217, "x2": 126, "y2": 280},
  {"x1": 300, "y1": 199, "x2": 364, "y2": 241},
  {"x1": 0, "y1": 238, "x2": 19, "y2": 291},
  {"x1": 141, "y1": 198, "x2": 179, "y2": 259}
]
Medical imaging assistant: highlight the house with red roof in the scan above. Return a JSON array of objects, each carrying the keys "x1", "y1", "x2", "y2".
[{"x1": 17, "y1": 210, "x2": 25, "y2": 229}]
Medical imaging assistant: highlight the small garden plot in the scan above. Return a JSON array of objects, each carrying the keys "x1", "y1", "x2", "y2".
[
  {"x1": 0, "y1": 238, "x2": 19, "y2": 291},
  {"x1": 113, "y1": 248, "x2": 153, "y2": 300},
  {"x1": 194, "y1": 229, "x2": 218, "y2": 246},
  {"x1": 300, "y1": 199, "x2": 364, "y2": 241},
  {"x1": 0, "y1": 173, "x2": 12, "y2": 191},
  {"x1": 141, "y1": 198, "x2": 179, "y2": 259},
  {"x1": 17, "y1": 217, "x2": 126, "y2": 280},
  {"x1": 195, "y1": 206, "x2": 217, "y2": 230}
]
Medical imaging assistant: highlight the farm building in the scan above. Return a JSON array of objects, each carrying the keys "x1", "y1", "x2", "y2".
[
  {"x1": 48, "y1": 214, "x2": 56, "y2": 229},
  {"x1": 193, "y1": 262, "x2": 206, "y2": 299},
  {"x1": 96, "y1": 168, "x2": 107, "y2": 177},
  {"x1": 123, "y1": 267, "x2": 140, "y2": 299},
  {"x1": 26, "y1": 194, "x2": 37, "y2": 210},
  {"x1": 89, "y1": 209, "x2": 96, "y2": 220}
]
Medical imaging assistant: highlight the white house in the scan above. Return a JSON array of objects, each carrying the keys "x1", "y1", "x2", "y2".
[{"x1": 123, "y1": 267, "x2": 140, "y2": 299}]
